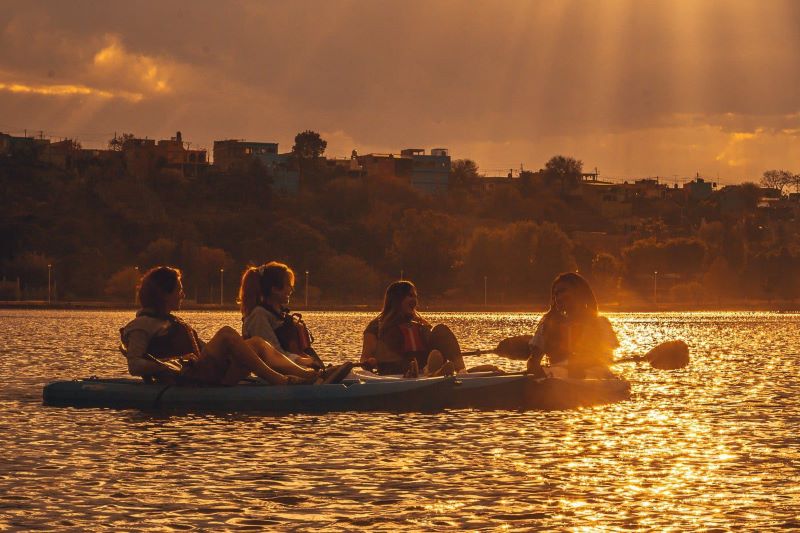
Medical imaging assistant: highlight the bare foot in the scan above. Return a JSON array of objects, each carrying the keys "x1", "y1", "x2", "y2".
[{"x1": 430, "y1": 361, "x2": 455, "y2": 377}]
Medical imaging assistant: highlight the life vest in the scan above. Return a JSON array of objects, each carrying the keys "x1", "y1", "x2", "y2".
[
  {"x1": 138, "y1": 312, "x2": 202, "y2": 361},
  {"x1": 265, "y1": 306, "x2": 316, "y2": 357},
  {"x1": 398, "y1": 322, "x2": 428, "y2": 356}
]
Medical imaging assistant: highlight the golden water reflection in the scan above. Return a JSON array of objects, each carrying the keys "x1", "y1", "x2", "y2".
[{"x1": 0, "y1": 310, "x2": 798, "y2": 529}]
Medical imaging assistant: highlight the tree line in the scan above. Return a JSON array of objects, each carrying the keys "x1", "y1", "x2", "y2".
[{"x1": 1, "y1": 131, "x2": 799, "y2": 306}]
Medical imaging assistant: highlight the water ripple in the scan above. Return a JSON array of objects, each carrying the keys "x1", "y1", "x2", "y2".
[{"x1": 0, "y1": 310, "x2": 798, "y2": 530}]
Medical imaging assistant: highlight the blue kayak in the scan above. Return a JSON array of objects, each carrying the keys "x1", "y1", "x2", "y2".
[{"x1": 42, "y1": 373, "x2": 630, "y2": 412}]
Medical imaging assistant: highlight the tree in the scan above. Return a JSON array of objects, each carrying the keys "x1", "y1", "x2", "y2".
[
  {"x1": 104, "y1": 266, "x2": 140, "y2": 302},
  {"x1": 389, "y1": 209, "x2": 463, "y2": 294},
  {"x1": 315, "y1": 253, "x2": 381, "y2": 303},
  {"x1": 137, "y1": 238, "x2": 178, "y2": 269},
  {"x1": 450, "y1": 159, "x2": 481, "y2": 188},
  {"x1": 591, "y1": 253, "x2": 621, "y2": 300},
  {"x1": 292, "y1": 130, "x2": 327, "y2": 160},
  {"x1": 543, "y1": 155, "x2": 583, "y2": 192},
  {"x1": 108, "y1": 133, "x2": 136, "y2": 151},
  {"x1": 760, "y1": 170, "x2": 793, "y2": 195}
]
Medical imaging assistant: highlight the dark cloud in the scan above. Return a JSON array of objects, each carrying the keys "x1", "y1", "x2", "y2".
[{"x1": 2, "y1": 0, "x2": 800, "y2": 179}]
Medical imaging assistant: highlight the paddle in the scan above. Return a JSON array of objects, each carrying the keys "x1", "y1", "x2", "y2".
[
  {"x1": 460, "y1": 335, "x2": 533, "y2": 360},
  {"x1": 462, "y1": 336, "x2": 690, "y2": 370}
]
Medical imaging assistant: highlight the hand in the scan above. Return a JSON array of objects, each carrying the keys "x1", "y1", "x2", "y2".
[{"x1": 285, "y1": 375, "x2": 305, "y2": 385}]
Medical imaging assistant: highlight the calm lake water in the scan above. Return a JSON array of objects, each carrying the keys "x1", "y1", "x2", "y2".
[{"x1": 0, "y1": 310, "x2": 798, "y2": 530}]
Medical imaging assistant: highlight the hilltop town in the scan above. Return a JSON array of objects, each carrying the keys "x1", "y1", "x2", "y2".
[{"x1": 1, "y1": 129, "x2": 799, "y2": 308}]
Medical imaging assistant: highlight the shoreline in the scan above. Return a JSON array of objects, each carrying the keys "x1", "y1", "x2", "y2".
[{"x1": 2, "y1": 300, "x2": 799, "y2": 313}]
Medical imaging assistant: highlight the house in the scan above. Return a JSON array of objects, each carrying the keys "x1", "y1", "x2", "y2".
[
  {"x1": 683, "y1": 177, "x2": 716, "y2": 202},
  {"x1": 0, "y1": 132, "x2": 47, "y2": 160},
  {"x1": 357, "y1": 147, "x2": 450, "y2": 194},
  {"x1": 113, "y1": 131, "x2": 207, "y2": 179},
  {"x1": 402, "y1": 148, "x2": 450, "y2": 194},
  {"x1": 212, "y1": 139, "x2": 299, "y2": 194},
  {"x1": 156, "y1": 131, "x2": 207, "y2": 177},
  {"x1": 213, "y1": 140, "x2": 279, "y2": 171}
]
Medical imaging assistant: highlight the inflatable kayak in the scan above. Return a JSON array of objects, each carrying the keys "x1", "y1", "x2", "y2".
[
  {"x1": 345, "y1": 370, "x2": 631, "y2": 411},
  {"x1": 42, "y1": 373, "x2": 630, "y2": 412}
]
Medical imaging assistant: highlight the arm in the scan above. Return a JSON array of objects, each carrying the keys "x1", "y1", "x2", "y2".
[
  {"x1": 361, "y1": 332, "x2": 378, "y2": 369},
  {"x1": 245, "y1": 310, "x2": 298, "y2": 360},
  {"x1": 124, "y1": 330, "x2": 181, "y2": 378}
]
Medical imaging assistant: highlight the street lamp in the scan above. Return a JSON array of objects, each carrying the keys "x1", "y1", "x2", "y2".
[
  {"x1": 47, "y1": 264, "x2": 52, "y2": 304},
  {"x1": 484, "y1": 276, "x2": 487, "y2": 307},
  {"x1": 653, "y1": 271, "x2": 658, "y2": 305},
  {"x1": 219, "y1": 268, "x2": 224, "y2": 306},
  {"x1": 134, "y1": 266, "x2": 139, "y2": 306},
  {"x1": 305, "y1": 270, "x2": 309, "y2": 307}
]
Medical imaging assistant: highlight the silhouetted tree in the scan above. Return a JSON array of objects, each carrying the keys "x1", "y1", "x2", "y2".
[
  {"x1": 543, "y1": 155, "x2": 583, "y2": 193},
  {"x1": 108, "y1": 133, "x2": 136, "y2": 151},
  {"x1": 760, "y1": 170, "x2": 793, "y2": 195},
  {"x1": 104, "y1": 266, "x2": 140, "y2": 302},
  {"x1": 292, "y1": 130, "x2": 327, "y2": 159},
  {"x1": 315, "y1": 253, "x2": 381, "y2": 302},
  {"x1": 450, "y1": 159, "x2": 481, "y2": 189},
  {"x1": 390, "y1": 209, "x2": 463, "y2": 294}
]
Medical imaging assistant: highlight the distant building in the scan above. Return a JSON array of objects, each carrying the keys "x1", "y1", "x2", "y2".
[
  {"x1": 213, "y1": 140, "x2": 279, "y2": 171},
  {"x1": 0, "y1": 132, "x2": 47, "y2": 159},
  {"x1": 115, "y1": 131, "x2": 207, "y2": 179},
  {"x1": 683, "y1": 177, "x2": 716, "y2": 201},
  {"x1": 43, "y1": 139, "x2": 81, "y2": 170},
  {"x1": 212, "y1": 139, "x2": 299, "y2": 195},
  {"x1": 357, "y1": 147, "x2": 451, "y2": 194},
  {"x1": 156, "y1": 131, "x2": 207, "y2": 177},
  {"x1": 324, "y1": 153, "x2": 365, "y2": 177},
  {"x1": 479, "y1": 175, "x2": 515, "y2": 192},
  {"x1": 580, "y1": 181, "x2": 634, "y2": 218},
  {"x1": 402, "y1": 148, "x2": 450, "y2": 194}
]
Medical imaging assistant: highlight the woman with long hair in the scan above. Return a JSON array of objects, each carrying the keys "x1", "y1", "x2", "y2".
[
  {"x1": 526, "y1": 272, "x2": 618, "y2": 379},
  {"x1": 361, "y1": 280, "x2": 466, "y2": 376},
  {"x1": 238, "y1": 262, "x2": 319, "y2": 369},
  {"x1": 120, "y1": 266, "x2": 317, "y2": 386}
]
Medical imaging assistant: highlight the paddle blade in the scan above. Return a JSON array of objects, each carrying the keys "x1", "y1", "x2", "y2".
[
  {"x1": 495, "y1": 335, "x2": 533, "y2": 360},
  {"x1": 645, "y1": 340, "x2": 690, "y2": 370}
]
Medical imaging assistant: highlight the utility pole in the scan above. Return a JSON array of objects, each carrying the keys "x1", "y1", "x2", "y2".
[
  {"x1": 484, "y1": 276, "x2": 487, "y2": 307},
  {"x1": 47, "y1": 264, "x2": 52, "y2": 304},
  {"x1": 219, "y1": 268, "x2": 224, "y2": 306},
  {"x1": 305, "y1": 270, "x2": 309, "y2": 307}
]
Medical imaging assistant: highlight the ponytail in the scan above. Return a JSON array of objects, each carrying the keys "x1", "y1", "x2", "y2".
[{"x1": 238, "y1": 267, "x2": 263, "y2": 316}]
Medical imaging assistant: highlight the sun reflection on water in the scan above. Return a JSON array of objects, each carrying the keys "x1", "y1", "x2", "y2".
[{"x1": 0, "y1": 310, "x2": 798, "y2": 529}]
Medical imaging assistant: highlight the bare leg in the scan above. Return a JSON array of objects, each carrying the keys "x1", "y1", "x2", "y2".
[
  {"x1": 245, "y1": 337, "x2": 317, "y2": 380},
  {"x1": 204, "y1": 327, "x2": 288, "y2": 386},
  {"x1": 423, "y1": 349, "x2": 444, "y2": 376},
  {"x1": 429, "y1": 324, "x2": 466, "y2": 371}
]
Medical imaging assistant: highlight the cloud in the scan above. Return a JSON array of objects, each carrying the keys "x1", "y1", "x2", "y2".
[
  {"x1": 90, "y1": 35, "x2": 172, "y2": 95},
  {"x1": 0, "y1": 81, "x2": 142, "y2": 101},
  {"x1": 1, "y1": 0, "x2": 800, "y2": 181}
]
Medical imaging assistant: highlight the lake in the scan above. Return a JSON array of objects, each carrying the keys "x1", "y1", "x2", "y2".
[{"x1": 0, "y1": 310, "x2": 798, "y2": 530}]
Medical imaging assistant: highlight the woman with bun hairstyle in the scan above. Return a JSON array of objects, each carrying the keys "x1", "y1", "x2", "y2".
[
  {"x1": 120, "y1": 266, "x2": 317, "y2": 385},
  {"x1": 526, "y1": 272, "x2": 618, "y2": 379}
]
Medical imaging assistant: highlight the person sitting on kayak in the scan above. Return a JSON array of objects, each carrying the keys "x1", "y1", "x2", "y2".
[
  {"x1": 121, "y1": 266, "x2": 318, "y2": 386},
  {"x1": 526, "y1": 272, "x2": 618, "y2": 379},
  {"x1": 238, "y1": 262, "x2": 320, "y2": 369},
  {"x1": 361, "y1": 280, "x2": 467, "y2": 377}
]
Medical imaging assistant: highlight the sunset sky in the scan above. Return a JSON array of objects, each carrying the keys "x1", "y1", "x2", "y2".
[{"x1": 2, "y1": 0, "x2": 799, "y2": 184}]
